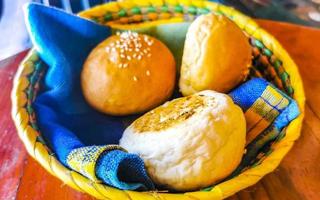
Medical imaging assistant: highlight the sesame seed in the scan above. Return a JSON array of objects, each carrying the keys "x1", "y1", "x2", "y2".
[
  {"x1": 123, "y1": 63, "x2": 128, "y2": 68},
  {"x1": 146, "y1": 70, "x2": 151, "y2": 76},
  {"x1": 137, "y1": 55, "x2": 142, "y2": 60},
  {"x1": 133, "y1": 76, "x2": 138, "y2": 81},
  {"x1": 120, "y1": 54, "x2": 125, "y2": 58},
  {"x1": 127, "y1": 56, "x2": 131, "y2": 60},
  {"x1": 159, "y1": 116, "x2": 166, "y2": 122},
  {"x1": 119, "y1": 63, "x2": 123, "y2": 68},
  {"x1": 105, "y1": 47, "x2": 110, "y2": 52},
  {"x1": 147, "y1": 53, "x2": 151, "y2": 57}
]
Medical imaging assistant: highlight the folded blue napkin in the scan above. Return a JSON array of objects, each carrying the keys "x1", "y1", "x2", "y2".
[
  {"x1": 25, "y1": 3, "x2": 154, "y2": 190},
  {"x1": 229, "y1": 78, "x2": 300, "y2": 176}
]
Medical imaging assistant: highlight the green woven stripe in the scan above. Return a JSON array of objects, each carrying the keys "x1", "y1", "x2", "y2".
[
  {"x1": 147, "y1": 6, "x2": 156, "y2": 13},
  {"x1": 273, "y1": 59, "x2": 282, "y2": 72},
  {"x1": 263, "y1": 48, "x2": 272, "y2": 57},
  {"x1": 104, "y1": 13, "x2": 112, "y2": 21},
  {"x1": 91, "y1": 17, "x2": 99, "y2": 23},
  {"x1": 254, "y1": 39, "x2": 264, "y2": 49},
  {"x1": 249, "y1": 37, "x2": 293, "y2": 96},
  {"x1": 31, "y1": 123, "x2": 39, "y2": 131},
  {"x1": 26, "y1": 89, "x2": 33, "y2": 100},
  {"x1": 118, "y1": 9, "x2": 127, "y2": 17},
  {"x1": 286, "y1": 86, "x2": 294, "y2": 95},
  {"x1": 26, "y1": 105, "x2": 33, "y2": 114},
  {"x1": 280, "y1": 71, "x2": 289, "y2": 80},
  {"x1": 160, "y1": 5, "x2": 169, "y2": 12},
  {"x1": 174, "y1": 5, "x2": 184, "y2": 13},
  {"x1": 23, "y1": 52, "x2": 46, "y2": 136},
  {"x1": 188, "y1": 6, "x2": 197, "y2": 14},
  {"x1": 131, "y1": 7, "x2": 141, "y2": 14},
  {"x1": 36, "y1": 135, "x2": 47, "y2": 145},
  {"x1": 197, "y1": 7, "x2": 210, "y2": 14},
  {"x1": 94, "y1": 5, "x2": 216, "y2": 22}
]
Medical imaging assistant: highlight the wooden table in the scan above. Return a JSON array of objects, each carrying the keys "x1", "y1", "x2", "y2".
[{"x1": 0, "y1": 20, "x2": 319, "y2": 200}]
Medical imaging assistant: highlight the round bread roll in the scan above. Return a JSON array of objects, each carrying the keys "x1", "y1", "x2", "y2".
[
  {"x1": 120, "y1": 90, "x2": 246, "y2": 191},
  {"x1": 179, "y1": 14, "x2": 251, "y2": 96},
  {"x1": 81, "y1": 32, "x2": 176, "y2": 116}
]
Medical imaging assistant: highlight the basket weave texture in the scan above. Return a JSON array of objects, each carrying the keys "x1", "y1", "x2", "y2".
[{"x1": 11, "y1": 1, "x2": 305, "y2": 199}]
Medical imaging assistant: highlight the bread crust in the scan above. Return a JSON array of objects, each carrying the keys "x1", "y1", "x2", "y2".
[
  {"x1": 179, "y1": 14, "x2": 251, "y2": 96},
  {"x1": 81, "y1": 32, "x2": 176, "y2": 115},
  {"x1": 120, "y1": 91, "x2": 246, "y2": 191}
]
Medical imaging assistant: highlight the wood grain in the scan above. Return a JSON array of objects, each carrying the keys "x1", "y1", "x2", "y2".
[
  {"x1": 0, "y1": 20, "x2": 319, "y2": 200},
  {"x1": 0, "y1": 51, "x2": 28, "y2": 200},
  {"x1": 16, "y1": 157, "x2": 94, "y2": 200}
]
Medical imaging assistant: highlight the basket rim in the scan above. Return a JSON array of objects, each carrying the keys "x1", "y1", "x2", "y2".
[{"x1": 11, "y1": 1, "x2": 306, "y2": 199}]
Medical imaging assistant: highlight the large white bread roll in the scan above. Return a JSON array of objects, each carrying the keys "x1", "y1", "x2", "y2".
[{"x1": 120, "y1": 90, "x2": 246, "y2": 191}]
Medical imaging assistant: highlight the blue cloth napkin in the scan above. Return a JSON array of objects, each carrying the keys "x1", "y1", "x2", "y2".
[
  {"x1": 228, "y1": 78, "x2": 300, "y2": 176},
  {"x1": 25, "y1": 3, "x2": 154, "y2": 190}
]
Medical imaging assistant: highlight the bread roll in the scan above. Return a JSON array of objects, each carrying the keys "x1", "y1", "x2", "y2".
[
  {"x1": 179, "y1": 14, "x2": 251, "y2": 95},
  {"x1": 81, "y1": 32, "x2": 176, "y2": 115},
  {"x1": 120, "y1": 90, "x2": 246, "y2": 191}
]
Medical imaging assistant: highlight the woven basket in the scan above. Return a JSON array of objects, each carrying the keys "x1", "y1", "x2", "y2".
[{"x1": 12, "y1": 1, "x2": 305, "y2": 199}]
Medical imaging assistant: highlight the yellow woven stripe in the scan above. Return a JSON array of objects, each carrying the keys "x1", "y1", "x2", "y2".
[{"x1": 67, "y1": 145, "x2": 122, "y2": 181}]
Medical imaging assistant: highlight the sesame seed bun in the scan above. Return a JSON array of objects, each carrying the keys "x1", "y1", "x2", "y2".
[
  {"x1": 119, "y1": 90, "x2": 246, "y2": 191},
  {"x1": 179, "y1": 14, "x2": 251, "y2": 96},
  {"x1": 81, "y1": 32, "x2": 176, "y2": 115}
]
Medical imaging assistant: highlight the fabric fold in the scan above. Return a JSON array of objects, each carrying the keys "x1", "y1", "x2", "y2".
[
  {"x1": 228, "y1": 78, "x2": 300, "y2": 176},
  {"x1": 25, "y1": 3, "x2": 154, "y2": 190}
]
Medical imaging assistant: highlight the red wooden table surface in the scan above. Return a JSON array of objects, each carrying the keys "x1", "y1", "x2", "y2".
[{"x1": 1, "y1": 20, "x2": 320, "y2": 200}]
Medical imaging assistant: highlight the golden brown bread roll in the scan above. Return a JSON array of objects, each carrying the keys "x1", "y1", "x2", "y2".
[
  {"x1": 179, "y1": 14, "x2": 251, "y2": 96},
  {"x1": 81, "y1": 32, "x2": 176, "y2": 116}
]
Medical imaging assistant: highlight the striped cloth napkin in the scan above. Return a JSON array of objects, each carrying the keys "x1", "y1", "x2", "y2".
[{"x1": 229, "y1": 78, "x2": 300, "y2": 176}]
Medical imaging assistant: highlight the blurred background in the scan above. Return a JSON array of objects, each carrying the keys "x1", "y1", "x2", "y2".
[{"x1": 1, "y1": 0, "x2": 320, "y2": 62}]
